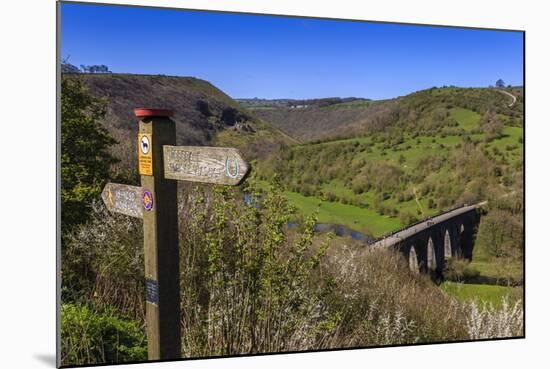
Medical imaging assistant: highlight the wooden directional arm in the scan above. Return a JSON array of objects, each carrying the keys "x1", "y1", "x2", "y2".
[
  {"x1": 101, "y1": 183, "x2": 143, "y2": 218},
  {"x1": 163, "y1": 145, "x2": 250, "y2": 185}
]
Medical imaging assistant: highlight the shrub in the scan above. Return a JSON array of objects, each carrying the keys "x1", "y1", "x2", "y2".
[
  {"x1": 322, "y1": 246, "x2": 468, "y2": 344},
  {"x1": 465, "y1": 298, "x2": 523, "y2": 339},
  {"x1": 443, "y1": 258, "x2": 480, "y2": 282},
  {"x1": 477, "y1": 209, "x2": 523, "y2": 260},
  {"x1": 351, "y1": 175, "x2": 369, "y2": 194},
  {"x1": 399, "y1": 211, "x2": 418, "y2": 226},
  {"x1": 396, "y1": 192, "x2": 405, "y2": 203},
  {"x1": 61, "y1": 304, "x2": 146, "y2": 366},
  {"x1": 325, "y1": 191, "x2": 338, "y2": 202},
  {"x1": 178, "y1": 178, "x2": 334, "y2": 356},
  {"x1": 61, "y1": 76, "x2": 118, "y2": 230},
  {"x1": 62, "y1": 202, "x2": 144, "y2": 315}
]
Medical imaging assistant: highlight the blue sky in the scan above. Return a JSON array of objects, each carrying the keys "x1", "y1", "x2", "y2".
[{"x1": 61, "y1": 2, "x2": 524, "y2": 100}]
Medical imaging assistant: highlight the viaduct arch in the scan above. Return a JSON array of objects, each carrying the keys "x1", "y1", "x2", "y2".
[{"x1": 372, "y1": 203, "x2": 483, "y2": 280}]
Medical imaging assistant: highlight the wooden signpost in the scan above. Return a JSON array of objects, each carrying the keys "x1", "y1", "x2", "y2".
[{"x1": 102, "y1": 108, "x2": 250, "y2": 360}]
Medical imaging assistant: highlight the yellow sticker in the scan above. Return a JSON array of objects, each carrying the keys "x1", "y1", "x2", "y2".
[{"x1": 138, "y1": 133, "x2": 153, "y2": 176}]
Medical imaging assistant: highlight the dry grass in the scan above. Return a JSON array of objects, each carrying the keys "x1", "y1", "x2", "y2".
[{"x1": 465, "y1": 298, "x2": 523, "y2": 339}]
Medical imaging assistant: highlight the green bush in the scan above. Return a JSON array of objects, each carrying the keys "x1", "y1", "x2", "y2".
[
  {"x1": 177, "y1": 177, "x2": 335, "y2": 356},
  {"x1": 61, "y1": 304, "x2": 146, "y2": 366},
  {"x1": 398, "y1": 211, "x2": 418, "y2": 226},
  {"x1": 61, "y1": 76, "x2": 118, "y2": 230},
  {"x1": 443, "y1": 257, "x2": 480, "y2": 282}
]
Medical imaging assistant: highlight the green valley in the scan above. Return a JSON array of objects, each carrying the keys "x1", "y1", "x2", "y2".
[{"x1": 252, "y1": 86, "x2": 524, "y2": 301}]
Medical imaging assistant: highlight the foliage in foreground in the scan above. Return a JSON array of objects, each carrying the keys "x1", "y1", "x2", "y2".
[
  {"x1": 61, "y1": 304, "x2": 147, "y2": 366},
  {"x1": 61, "y1": 76, "x2": 118, "y2": 230},
  {"x1": 178, "y1": 179, "x2": 334, "y2": 355},
  {"x1": 465, "y1": 298, "x2": 523, "y2": 340},
  {"x1": 61, "y1": 178, "x2": 523, "y2": 365},
  {"x1": 62, "y1": 201, "x2": 144, "y2": 307}
]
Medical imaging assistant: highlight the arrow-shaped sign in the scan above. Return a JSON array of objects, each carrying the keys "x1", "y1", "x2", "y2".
[
  {"x1": 163, "y1": 146, "x2": 250, "y2": 185},
  {"x1": 101, "y1": 182, "x2": 143, "y2": 218}
]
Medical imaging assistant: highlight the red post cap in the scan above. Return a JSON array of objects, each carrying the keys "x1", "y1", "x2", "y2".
[{"x1": 133, "y1": 108, "x2": 174, "y2": 118}]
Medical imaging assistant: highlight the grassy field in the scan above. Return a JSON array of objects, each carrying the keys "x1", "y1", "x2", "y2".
[
  {"x1": 320, "y1": 180, "x2": 435, "y2": 219},
  {"x1": 450, "y1": 107, "x2": 481, "y2": 131},
  {"x1": 469, "y1": 260, "x2": 523, "y2": 282},
  {"x1": 285, "y1": 191, "x2": 401, "y2": 237},
  {"x1": 441, "y1": 281, "x2": 522, "y2": 307},
  {"x1": 256, "y1": 180, "x2": 401, "y2": 236},
  {"x1": 486, "y1": 126, "x2": 523, "y2": 165}
]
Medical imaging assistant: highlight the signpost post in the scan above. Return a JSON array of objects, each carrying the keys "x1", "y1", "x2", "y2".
[
  {"x1": 136, "y1": 108, "x2": 180, "y2": 361},
  {"x1": 101, "y1": 108, "x2": 250, "y2": 360}
]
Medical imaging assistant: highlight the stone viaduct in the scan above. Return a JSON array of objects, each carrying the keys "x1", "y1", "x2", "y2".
[{"x1": 371, "y1": 202, "x2": 485, "y2": 278}]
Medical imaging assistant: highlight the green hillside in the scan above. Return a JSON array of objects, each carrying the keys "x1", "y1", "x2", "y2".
[
  {"x1": 251, "y1": 86, "x2": 523, "y2": 143},
  {"x1": 257, "y1": 87, "x2": 522, "y2": 227}
]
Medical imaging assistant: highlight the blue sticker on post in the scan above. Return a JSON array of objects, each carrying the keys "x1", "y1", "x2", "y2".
[
  {"x1": 142, "y1": 190, "x2": 153, "y2": 211},
  {"x1": 145, "y1": 279, "x2": 159, "y2": 305}
]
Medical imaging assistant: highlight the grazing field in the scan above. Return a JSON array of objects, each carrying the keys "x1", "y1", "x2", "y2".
[
  {"x1": 441, "y1": 281, "x2": 522, "y2": 307},
  {"x1": 486, "y1": 126, "x2": 523, "y2": 165},
  {"x1": 450, "y1": 107, "x2": 481, "y2": 131},
  {"x1": 467, "y1": 260, "x2": 524, "y2": 285},
  {"x1": 285, "y1": 190, "x2": 401, "y2": 237}
]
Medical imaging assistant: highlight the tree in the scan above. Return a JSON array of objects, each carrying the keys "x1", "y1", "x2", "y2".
[
  {"x1": 61, "y1": 56, "x2": 81, "y2": 73},
  {"x1": 496, "y1": 79, "x2": 506, "y2": 88},
  {"x1": 80, "y1": 64, "x2": 111, "y2": 73},
  {"x1": 61, "y1": 76, "x2": 118, "y2": 229},
  {"x1": 62, "y1": 63, "x2": 81, "y2": 74},
  {"x1": 480, "y1": 110, "x2": 504, "y2": 141},
  {"x1": 477, "y1": 209, "x2": 522, "y2": 261}
]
